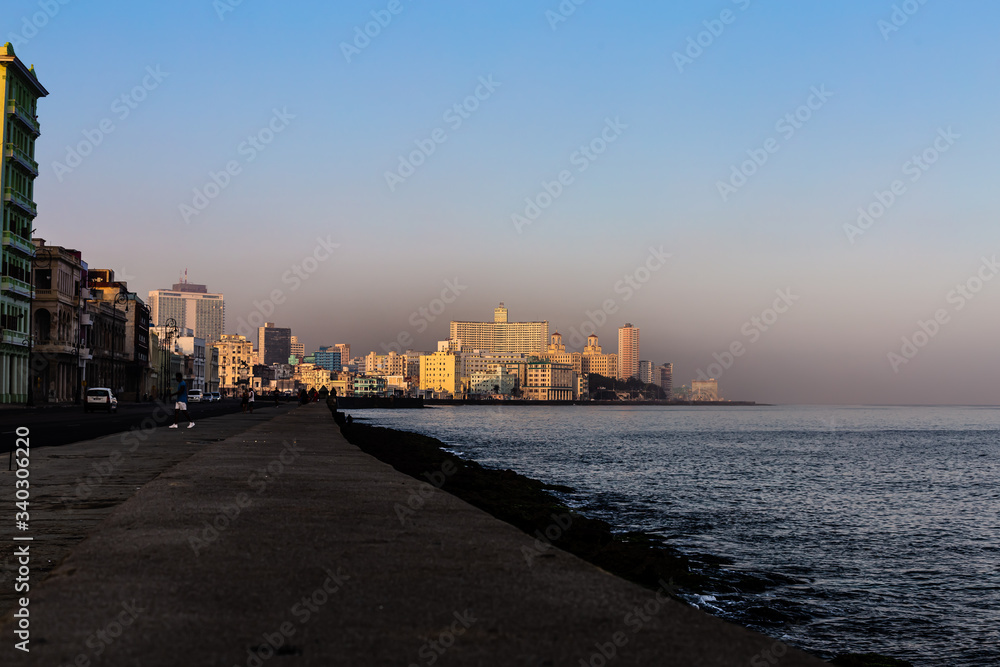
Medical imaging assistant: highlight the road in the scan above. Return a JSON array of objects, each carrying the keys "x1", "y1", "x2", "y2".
[{"x1": 0, "y1": 398, "x2": 291, "y2": 454}]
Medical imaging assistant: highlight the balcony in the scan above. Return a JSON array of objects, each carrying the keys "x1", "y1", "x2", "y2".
[
  {"x1": 6, "y1": 99, "x2": 40, "y2": 136},
  {"x1": 2, "y1": 187, "x2": 37, "y2": 218},
  {"x1": 0, "y1": 276, "x2": 32, "y2": 299},
  {"x1": 4, "y1": 143, "x2": 39, "y2": 176},
  {"x1": 1, "y1": 230, "x2": 35, "y2": 256}
]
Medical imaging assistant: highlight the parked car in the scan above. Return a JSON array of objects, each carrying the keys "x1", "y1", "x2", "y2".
[
  {"x1": 85, "y1": 388, "x2": 118, "y2": 413},
  {"x1": 188, "y1": 389, "x2": 203, "y2": 403}
]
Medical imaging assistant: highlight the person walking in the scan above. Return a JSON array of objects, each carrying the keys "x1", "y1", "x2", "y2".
[
  {"x1": 168, "y1": 373, "x2": 195, "y2": 429},
  {"x1": 241, "y1": 388, "x2": 249, "y2": 413},
  {"x1": 248, "y1": 387, "x2": 255, "y2": 413}
]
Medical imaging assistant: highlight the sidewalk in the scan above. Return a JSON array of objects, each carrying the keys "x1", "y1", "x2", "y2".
[{"x1": 0, "y1": 403, "x2": 827, "y2": 666}]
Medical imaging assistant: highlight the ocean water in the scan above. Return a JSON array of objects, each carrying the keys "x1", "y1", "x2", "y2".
[{"x1": 356, "y1": 404, "x2": 1000, "y2": 666}]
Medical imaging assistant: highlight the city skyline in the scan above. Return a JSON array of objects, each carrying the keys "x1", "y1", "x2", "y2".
[{"x1": 12, "y1": 1, "x2": 1000, "y2": 404}]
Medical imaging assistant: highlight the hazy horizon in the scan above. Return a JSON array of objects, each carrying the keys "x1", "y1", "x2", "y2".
[{"x1": 14, "y1": 0, "x2": 1000, "y2": 405}]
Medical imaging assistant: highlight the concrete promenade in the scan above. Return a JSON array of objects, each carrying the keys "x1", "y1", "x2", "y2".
[{"x1": 0, "y1": 403, "x2": 827, "y2": 666}]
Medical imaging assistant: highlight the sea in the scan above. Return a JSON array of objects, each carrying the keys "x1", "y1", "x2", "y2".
[{"x1": 357, "y1": 404, "x2": 1000, "y2": 666}]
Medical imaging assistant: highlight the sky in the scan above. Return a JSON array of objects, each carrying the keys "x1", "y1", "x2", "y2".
[{"x1": 10, "y1": 0, "x2": 1000, "y2": 404}]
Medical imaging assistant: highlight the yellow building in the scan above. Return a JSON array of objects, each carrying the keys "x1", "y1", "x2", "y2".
[
  {"x1": 524, "y1": 358, "x2": 574, "y2": 401},
  {"x1": 538, "y1": 332, "x2": 582, "y2": 374},
  {"x1": 419, "y1": 351, "x2": 461, "y2": 395},
  {"x1": 581, "y1": 334, "x2": 617, "y2": 379},
  {"x1": 295, "y1": 362, "x2": 334, "y2": 393},
  {"x1": 364, "y1": 350, "x2": 407, "y2": 376},
  {"x1": 214, "y1": 334, "x2": 255, "y2": 395},
  {"x1": 449, "y1": 302, "x2": 548, "y2": 354}
]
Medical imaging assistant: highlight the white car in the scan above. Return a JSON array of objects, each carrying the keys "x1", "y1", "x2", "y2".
[
  {"x1": 209, "y1": 392, "x2": 221, "y2": 402},
  {"x1": 85, "y1": 388, "x2": 118, "y2": 413},
  {"x1": 188, "y1": 389, "x2": 203, "y2": 403}
]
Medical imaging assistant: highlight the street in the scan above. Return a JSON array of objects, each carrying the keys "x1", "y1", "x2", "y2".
[{"x1": 0, "y1": 399, "x2": 287, "y2": 454}]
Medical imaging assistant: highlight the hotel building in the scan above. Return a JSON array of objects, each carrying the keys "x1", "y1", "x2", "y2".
[
  {"x1": 148, "y1": 280, "x2": 224, "y2": 347},
  {"x1": 449, "y1": 302, "x2": 548, "y2": 354},
  {"x1": 580, "y1": 334, "x2": 617, "y2": 379}
]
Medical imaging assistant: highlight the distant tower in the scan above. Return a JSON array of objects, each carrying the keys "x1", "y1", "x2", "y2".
[
  {"x1": 494, "y1": 302, "x2": 508, "y2": 323},
  {"x1": 617, "y1": 323, "x2": 640, "y2": 381}
]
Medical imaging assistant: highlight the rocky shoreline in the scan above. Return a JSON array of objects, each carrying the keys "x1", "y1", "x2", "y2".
[{"x1": 332, "y1": 411, "x2": 912, "y2": 667}]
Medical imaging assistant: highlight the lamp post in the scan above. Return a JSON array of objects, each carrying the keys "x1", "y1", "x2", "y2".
[
  {"x1": 161, "y1": 317, "x2": 177, "y2": 400},
  {"x1": 112, "y1": 285, "x2": 131, "y2": 398}
]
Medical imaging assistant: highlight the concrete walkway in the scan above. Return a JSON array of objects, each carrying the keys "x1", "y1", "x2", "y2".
[{"x1": 0, "y1": 403, "x2": 827, "y2": 666}]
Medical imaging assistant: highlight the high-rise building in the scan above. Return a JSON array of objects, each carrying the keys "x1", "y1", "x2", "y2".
[
  {"x1": 658, "y1": 363, "x2": 673, "y2": 398},
  {"x1": 617, "y1": 323, "x2": 640, "y2": 381},
  {"x1": 638, "y1": 360, "x2": 654, "y2": 385},
  {"x1": 314, "y1": 346, "x2": 342, "y2": 372},
  {"x1": 290, "y1": 335, "x2": 305, "y2": 361},
  {"x1": 449, "y1": 303, "x2": 548, "y2": 354},
  {"x1": 1, "y1": 44, "x2": 47, "y2": 403},
  {"x1": 257, "y1": 322, "x2": 291, "y2": 366},
  {"x1": 334, "y1": 343, "x2": 350, "y2": 368},
  {"x1": 148, "y1": 278, "x2": 224, "y2": 347}
]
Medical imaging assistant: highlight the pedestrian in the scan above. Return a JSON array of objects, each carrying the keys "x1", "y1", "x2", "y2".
[
  {"x1": 168, "y1": 373, "x2": 194, "y2": 429},
  {"x1": 241, "y1": 388, "x2": 249, "y2": 413},
  {"x1": 248, "y1": 387, "x2": 255, "y2": 413},
  {"x1": 274, "y1": 389, "x2": 280, "y2": 407}
]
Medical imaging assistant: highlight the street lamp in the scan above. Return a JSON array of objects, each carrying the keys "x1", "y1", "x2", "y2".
[
  {"x1": 112, "y1": 285, "x2": 131, "y2": 397},
  {"x1": 161, "y1": 317, "x2": 177, "y2": 401}
]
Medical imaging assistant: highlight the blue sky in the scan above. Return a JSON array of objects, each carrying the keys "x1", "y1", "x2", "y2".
[{"x1": 11, "y1": 0, "x2": 1000, "y2": 403}]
